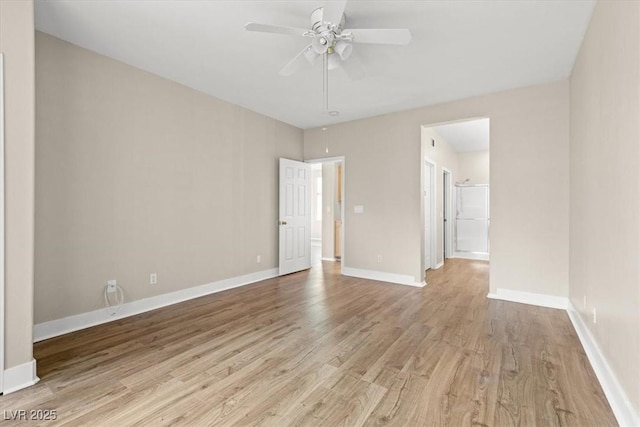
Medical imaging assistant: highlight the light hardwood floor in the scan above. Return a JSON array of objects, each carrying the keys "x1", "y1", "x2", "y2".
[{"x1": 1, "y1": 259, "x2": 617, "y2": 426}]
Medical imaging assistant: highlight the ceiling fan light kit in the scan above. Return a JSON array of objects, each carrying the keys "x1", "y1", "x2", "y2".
[
  {"x1": 327, "y1": 54, "x2": 342, "y2": 71},
  {"x1": 334, "y1": 40, "x2": 352, "y2": 60},
  {"x1": 245, "y1": 0, "x2": 411, "y2": 113}
]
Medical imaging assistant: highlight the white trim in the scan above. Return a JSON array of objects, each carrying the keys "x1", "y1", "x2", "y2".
[
  {"x1": 434, "y1": 261, "x2": 444, "y2": 269},
  {"x1": 453, "y1": 252, "x2": 489, "y2": 261},
  {"x1": 339, "y1": 160, "x2": 345, "y2": 270},
  {"x1": 34, "y1": 268, "x2": 278, "y2": 342},
  {"x1": 487, "y1": 288, "x2": 568, "y2": 310},
  {"x1": 442, "y1": 167, "x2": 453, "y2": 259},
  {"x1": 567, "y1": 302, "x2": 640, "y2": 427},
  {"x1": 342, "y1": 267, "x2": 422, "y2": 287},
  {"x1": 3, "y1": 359, "x2": 39, "y2": 394},
  {"x1": 321, "y1": 257, "x2": 337, "y2": 262},
  {"x1": 305, "y1": 155, "x2": 344, "y2": 164},
  {"x1": 423, "y1": 157, "x2": 437, "y2": 272},
  {"x1": 421, "y1": 116, "x2": 490, "y2": 130}
]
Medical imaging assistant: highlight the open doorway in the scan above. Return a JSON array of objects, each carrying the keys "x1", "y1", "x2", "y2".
[
  {"x1": 421, "y1": 118, "x2": 490, "y2": 274},
  {"x1": 310, "y1": 163, "x2": 323, "y2": 265},
  {"x1": 307, "y1": 157, "x2": 345, "y2": 271}
]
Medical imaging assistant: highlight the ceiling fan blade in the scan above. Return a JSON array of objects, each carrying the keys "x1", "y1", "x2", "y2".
[
  {"x1": 341, "y1": 54, "x2": 365, "y2": 81},
  {"x1": 323, "y1": 0, "x2": 347, "y2": 27},
  {"x1": 279, "y1": 44, "x2": 314, "y2": 77},
  {"x1": 344, "y1": 28, "x2": 412, "y2": 45},
  {"x1": 245, "y1": 22, "x2": 310, "y2": 37}
]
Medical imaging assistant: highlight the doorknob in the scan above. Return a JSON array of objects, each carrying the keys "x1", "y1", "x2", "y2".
[{"x1": 279, "y1": 220, "x2": 287, "y2": 225}]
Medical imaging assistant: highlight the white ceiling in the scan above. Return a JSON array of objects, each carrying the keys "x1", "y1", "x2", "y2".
[
  {"x1": 34, "y1": 0, "x2": 595, "y2": 130},
  {"x1": 431, "y1": 118, "x2": 490, "y2": 152}
]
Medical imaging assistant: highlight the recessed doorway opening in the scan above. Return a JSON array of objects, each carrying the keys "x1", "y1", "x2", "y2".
[
  {"x1": 307, "y1": 157, "x2": 345, "y2": 271},
  {"x1": 421, "y1": 118, "x2": 490, "y2": 277}
]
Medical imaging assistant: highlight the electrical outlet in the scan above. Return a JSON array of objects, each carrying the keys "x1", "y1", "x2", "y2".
[
  {"x1": 377, "y1": 255, "x2": 382, "y2": 263},
  {"x1": 107, "y1": 279, "x2": 117, "y2": 293},
  {"x1": 593, "y1": 308, "x2": 597, "y2": 324},
  {"x1": 256, "y1": 255, "x2": 261, "y2": 264},
  {"x1": 583, "y1": 295, "x2": 587, "y2": 309},
  {"x1": 150, "y1": 273, "x2": 157, "y2": 285}
]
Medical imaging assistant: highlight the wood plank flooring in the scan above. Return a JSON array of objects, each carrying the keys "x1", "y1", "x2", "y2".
[{"x1": 1, "y1": 259, "x2": 617, "y2": 426}]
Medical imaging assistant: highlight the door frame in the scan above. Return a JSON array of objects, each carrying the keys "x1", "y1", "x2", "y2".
[
  {"x1": 305, "y1": 156, "x2": 345, "y2": 274},
  {"x1": 423, "y1": 157, "x2": 436, "y2": 270},
  {"x1": 443, "y1": 167, "x2": 453, "y2": 260}
]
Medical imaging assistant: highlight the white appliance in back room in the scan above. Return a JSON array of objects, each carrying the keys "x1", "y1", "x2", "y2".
[{"x1": 455, "y1": 184, "x2": 489, "y2": 260}]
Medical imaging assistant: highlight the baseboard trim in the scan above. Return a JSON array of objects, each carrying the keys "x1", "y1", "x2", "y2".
[
  {"x1": 34, "y1": 268, "x2": 279, "y2": 342},
  {"x1": 321, "y1": 257, "x2": 337, "y2": 262},
  {"x1": 434, "y1": 261, "x2": 444, "y2": 269},
  {"x1": 453, "y1": 252, "x2": 489, "y2": 261},
  {"x1": 342, "y1": 267, "x2": 421, "y2": 287},
  {"x1": 567, "y1": 302, "x2": 639, "y2": 427},
  {"x1": 487, "y1": 288, "x2": 568, "y2": 310},
  {"x1": 3, "y1": 359, "x2": 39, "y2": 394}
]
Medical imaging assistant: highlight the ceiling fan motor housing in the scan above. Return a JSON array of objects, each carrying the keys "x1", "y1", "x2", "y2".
[
  {"x1": 311, "y1": 7, "x2": 346, "y2": 35},
  {"x1": 310, "y1": 7, "x2": 349, "y2": 54}
]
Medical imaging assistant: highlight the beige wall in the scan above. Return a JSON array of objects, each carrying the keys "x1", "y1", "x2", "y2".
[
  {"x1": 306, "y1": 115, "x2": 424, "y2": 282},
  {"x1": 457, "y1": 151, "x2": 490, "y2": 185},
  {"x1": 421, "y1": 127, "x2": 459, "y2": 266},
  {"x1": 570, "y1": 0, "x2": 640, "y2": 415},
  {"x1": 305, "y1": 80, "x2": 569, "y2": 294},
  {"x1": 34, "y1": 33, "x2": 303, "y2": 323},
  {"x1": 1, "y1": 0, "x2": 36, "y2": 369}
]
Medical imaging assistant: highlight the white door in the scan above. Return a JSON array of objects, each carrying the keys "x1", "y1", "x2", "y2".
[{"x1": 279, "y1": 158, "x2": 311, "y2": 275}]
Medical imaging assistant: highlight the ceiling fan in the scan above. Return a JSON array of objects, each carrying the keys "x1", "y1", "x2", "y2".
[{"x1": 245, "y1": 0, "x2": 411, "y2": 112}]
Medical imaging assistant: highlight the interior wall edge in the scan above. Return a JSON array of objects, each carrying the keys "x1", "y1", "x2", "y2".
[
  {"x1": 2, "y1": 358, "x2": 39, "y2": 395},
  {"x1": 567, "y1": 302, "x2": 640, "y2": 427},
  {"x1": 0, "y1": 0, "x2": 36, "y2": 373}
]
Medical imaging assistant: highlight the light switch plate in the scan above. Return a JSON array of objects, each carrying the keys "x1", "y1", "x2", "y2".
[{"x1": 354, "y1": 205, "x2": 364, "y2": 214}]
